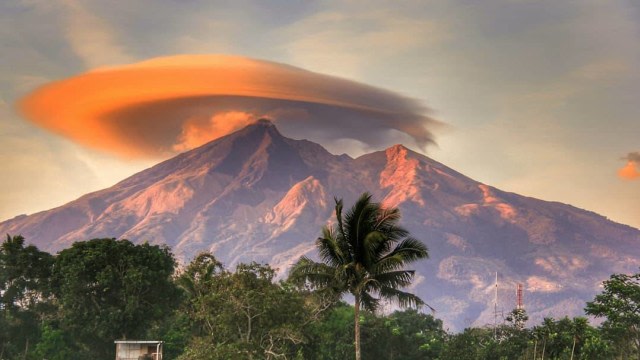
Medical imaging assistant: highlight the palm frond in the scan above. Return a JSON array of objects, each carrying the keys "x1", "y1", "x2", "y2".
[
  {"x1": 379, "y1": 286, "x2": 428, "y2": 310},
  {"x1": 289, "y1": 257, "x2": 338, "y2": 289},
  {"x1": 380, "y1": 226, "x2": 410, "y2": 244},
  {"x1": 362, "y1": 231, "x2": 386, "y2": 267},
  {"x1": 384, "y1": 238, "x2": 429, "y2": 263},
  {"x1": 376, "y1": 207, "x2": 409, "y2": 240},
  {"x1": 344, "y1": 193, "x2": 375, "y2": 259},
  {"x1": 375, "y1": 207, "x2": 401, "y2": 225},
  {"x1": 370, "y1": 270, "x2": 415, "y2": 290},
  {"x1": 176, "y1": 275, "x2": 197, "y2": 295},
  {"x1": 359, "y1": 290, "x2": 380, "y2": 312},
  {"x1": 334, "y1": 197, "x2": 346, "y2": 241},
  {"x1": 371, "y1": 255, "x2": 406, "y2": 274},
  {"x1": 316, "y1": 229, "x2": 347, "y2": 267}
]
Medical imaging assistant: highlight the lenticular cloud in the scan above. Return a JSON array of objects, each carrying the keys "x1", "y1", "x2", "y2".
[{"x1": 18, "y1": 54, "x2": 440, "y2": 158}]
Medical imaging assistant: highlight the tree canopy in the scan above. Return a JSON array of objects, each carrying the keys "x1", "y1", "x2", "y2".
[
  {"x1": 175, "y1": 255, "x2": 308, "y2": 360},
  {"x1": 0, "y1": 234, "x2": 54, "y2": 358},
  {"x1": 585, "y1": 270, "x2": 640, "y2": 359},
  {"x1": 52, "y1": 238, "x2": 180, "y2": 358},
  {"x1": 0, "y1": 232, "x2": 637, "y2": 359}
]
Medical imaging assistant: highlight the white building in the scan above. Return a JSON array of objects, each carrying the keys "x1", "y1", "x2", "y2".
[{"x1": 114, "y1": 340, "x2": 163, "y2": 360}]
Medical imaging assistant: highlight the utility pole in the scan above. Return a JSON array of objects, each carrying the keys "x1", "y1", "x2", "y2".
[{"x1": 494, "y1": 272, "x2": 498, "y2": 340}]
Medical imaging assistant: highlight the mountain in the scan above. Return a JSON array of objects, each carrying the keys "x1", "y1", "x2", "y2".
[{"x1": 2, "y1": 119, "x2": 639, "y2": 330}]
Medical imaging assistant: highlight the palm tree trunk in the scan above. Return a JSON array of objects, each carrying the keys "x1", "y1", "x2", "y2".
[
  {"x1": 22, "y1": 338, "x2": 28, "y2": 360},
  {"x1": 354, "y1": 294, "x2": 361, "y2": 360},
  {"x1": 570, "y1": 337, "x2": 576, "y2": 360}
]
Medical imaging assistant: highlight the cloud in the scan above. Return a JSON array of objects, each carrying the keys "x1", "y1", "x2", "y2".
[
  {"x1": 624, "y1": 152, "x2": 640, "y2": 163},
  {"x1": 18, "y1": 54, "x2": 441, "y2": 158},
  {"x1": 282, "y1": 8, "x2": 450, "y2": 79},
  {"x1": 173, "y1": 111, "x2": 256, "y2": 152},
  {"x1": 619, "y1": 152, "x2": 640, "y2": 180},
  {"x1": 60, "y1": 0, "x2": 134, "y2": 69}
]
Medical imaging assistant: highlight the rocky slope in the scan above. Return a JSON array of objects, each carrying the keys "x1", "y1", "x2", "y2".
[{"x1": 2, "y1": 119, "x2": 639, "y2": 330}]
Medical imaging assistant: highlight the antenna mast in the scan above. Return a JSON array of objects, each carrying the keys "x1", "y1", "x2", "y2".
[
  {"x1": 494, "y1": 272, "x2": 498, "y2": 339},
  {"x1": 516, "y1": 283, "x2": 524, "y2": 310}
]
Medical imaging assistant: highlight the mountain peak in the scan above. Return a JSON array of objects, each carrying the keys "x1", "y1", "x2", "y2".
[
  {"x1": 384, "y1": 144, "x2": 432, "y2": 161},
  {"x1": 385, "y1": 144, "x2": 410, "y2": 157},
  {"x1": 388, "y1": 143, "x2": 408, "y2": 151},
  {"x1": 233, "y1": 118, "x2": 279, "y2": 137},
  {"x1": 254, "y1": 118, "x2": 275, "y2": 127}
]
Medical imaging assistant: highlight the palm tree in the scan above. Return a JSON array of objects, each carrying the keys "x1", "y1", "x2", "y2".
[{"x1": 289, "y1": 192, "x2": 430, "y2": 360}]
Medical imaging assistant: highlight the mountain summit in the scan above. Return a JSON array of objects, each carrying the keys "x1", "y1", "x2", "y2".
[{"x1": 2, "y1": 121, "x2": 639, "y2": 329}]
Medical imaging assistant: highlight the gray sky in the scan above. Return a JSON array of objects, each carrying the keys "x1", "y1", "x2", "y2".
[{"x1": 1, "y1": 0, "x2": 639, "y2": 228}]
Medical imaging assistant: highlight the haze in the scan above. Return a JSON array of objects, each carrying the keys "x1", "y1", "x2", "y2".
[{"x1": 1, "y1": 0, "x2": 638, "y2": 229}]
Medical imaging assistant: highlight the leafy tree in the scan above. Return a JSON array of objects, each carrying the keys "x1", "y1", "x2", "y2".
[
  {"x1": 0, "y1": 234, "x2": 53, "y2": 309},
  {"x1": 528, "y1": 317, "x2": 603, "y2": 360},
  {"x1": 301, "y1": 305, "x2": 446, "y2": 360},
  {"x1": 505, "y1": 308, "x2": 528, "y2": 331},
  {"x1": 0, "y1": 234, "x2": 54, "y2": 358},
  {"x1": 536, "y1": 317, "x2": 574, "y2": 359},
  {"x1": 177, "y1": 256, "x2": 309, "y2": 360},
  {"x1": 442, "y1": 327, "x2": 495, "y2": 360},
  {"x1": 33, "y1": 323, "x2": 75, "y2": 360},
  {"x1": 175, "y1": 252, "x2": 225, "y2": 339},
  {"x1": 301, "y1": 303, "x2": 355, "y2": 360},
  {"x1": 585, "y1": 270, "x2": 640, "y2": 359},
  {"x1": 385, "y1": 308, "x2": 446, "y2": 359},
  {"x1": 289, "y1": 193, "x2": 429, "y2": 360},
  {"x1": 579, "y1": 325, "x2": 613, "y2": 360},
  {"x1": 51, "y1": 238, "x2": 180, "y2": 359},
  {"x1": 148, "y1": 312, "x2": 191, "y2": 359}
]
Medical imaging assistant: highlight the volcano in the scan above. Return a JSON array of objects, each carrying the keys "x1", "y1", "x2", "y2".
[{"x1": 2, "y1": 119, "x2": 639, "y2": 330}]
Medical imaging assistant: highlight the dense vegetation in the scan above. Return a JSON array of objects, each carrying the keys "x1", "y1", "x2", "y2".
[{"x1": 1, "y1": 233, "x2": 639, "y2": 359}]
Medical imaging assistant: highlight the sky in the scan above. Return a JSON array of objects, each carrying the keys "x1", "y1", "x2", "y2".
[{"x1": 1, "y1": 0, "x2": 639, "y2": 229}]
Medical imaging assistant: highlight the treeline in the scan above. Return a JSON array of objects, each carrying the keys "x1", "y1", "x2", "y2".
[{"x1": 1, "y1": 235, "x2": 639, "y2": 359}]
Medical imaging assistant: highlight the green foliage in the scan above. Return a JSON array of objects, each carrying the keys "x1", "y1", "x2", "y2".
[
  {"x1": 148, "y1": 312, "x2": 192, "y2": 359},
  {"x1": 442, "y1": 327, "x2": 495, "y2": 360},
  {"x1": 177, "y1": 255, "x2": 309, "y2": 360},
  {"x1": 527, "y1": 316, "x2": 611, "y2": 360},
  {"x1": 0, "y1": 234, "x2": 54, "y2": 310},
  {"x1": 33, "y1": 323, "x2": 75, "y2": 360},
  {"x1": 385, "y1": 309, "x2": 446, "y2": 359},
  {"x1": 442, "y1": 324, "x2": 531, "y2": 360},
  {"x1": 302, "y1": 303, "x2": 355, "y2": 359},
  {"x1": 505, "y1": 308, "x2": 528, "y2": 330},
  {"x1": 301, "y1": 304, "x2": 446, "y2": 360},
  {"x1": 174, "y1": 252, "x2": 225, "y2": 338},
  {"x1": 289, "y1": 193, "x2": 429, "y2": 360},
  {"x1": 2, "y1": 233, "x2": 638, "y2": 360},
  {"x1": 440, "y1": 317, "x2": 610, "y2": 360},
  {"x1": 0, "y1": 234, "x2": 54, "y2": 359},
  {"x1": 585, "y1": 270, "x2": 640, "y2": 359},
  {"x1": 52, "y1": 238, "x2": 180, "y2": 358}
]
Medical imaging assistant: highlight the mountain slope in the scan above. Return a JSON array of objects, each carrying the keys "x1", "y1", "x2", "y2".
[{"x1": 2, "y1": 120, "x2": 639, "y2": 330}]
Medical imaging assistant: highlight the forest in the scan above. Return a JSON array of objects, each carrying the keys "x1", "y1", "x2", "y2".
[{"x1": 1, "y1": 233, "x2": 639, "y2": 360}]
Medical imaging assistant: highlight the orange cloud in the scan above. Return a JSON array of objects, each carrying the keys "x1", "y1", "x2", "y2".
[
  {"x1": 173, "y1": 111, "x2": 257, "y2": 152},
  {"x1": 618, "y1": 152, "x2": 640, "y2": 180},
  {"x1": 619, "y1": 161, "x2": 640, "y2": 180},
  {"x1": 18, "y1": 54, "x2": 440, "y2": 158}
]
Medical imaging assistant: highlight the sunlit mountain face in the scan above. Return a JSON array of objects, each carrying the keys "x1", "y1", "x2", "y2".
[{"x1": 2, "y1": 120, "x2": 638, "y2": 330}]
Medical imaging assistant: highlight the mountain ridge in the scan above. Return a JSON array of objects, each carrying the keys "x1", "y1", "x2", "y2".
[{"x1": 2, "y1": 119, "x2": 638, "y2": 330}]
